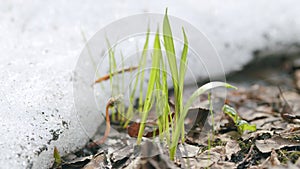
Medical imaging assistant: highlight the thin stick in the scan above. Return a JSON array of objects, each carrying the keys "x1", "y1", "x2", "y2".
[
  {"x1": 93, "y1": 66, "x2": 138, "y2": 84},
  {"x1": 87, "y1": 98, "x2": 115, "y2": 147},
  {"x1": 238, "y1": 144, "x2": 254, "y2": 166}
]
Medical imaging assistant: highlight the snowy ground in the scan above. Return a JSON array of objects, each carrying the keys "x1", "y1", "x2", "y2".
[{"x1": 0, "y1": 0, "x2": 300, "y2": 168}]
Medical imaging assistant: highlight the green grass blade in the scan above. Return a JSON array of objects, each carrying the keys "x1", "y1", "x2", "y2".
[
  {"x1": 159, "y1": 54, "x2": 171, "y2": 145},
  {"x1": 208, "y1": 92, "x2": 215, "y2": 133},
  {"x1": 123, "y1": 30, "x2": 150, "y2": 127},
  {"x1": 183, "y1": 82, "x2": 236, "y2": 119},
  {"x1": 163, "y1": 8, "x2": 179, "y2": 87},
  {"x1": 137, "y1": 28, "x2": 162, "y2": 144},
  {"x1": 179, "y1": 27, "x2": 188, "y2": 91},
  {"x1": 163, "y1": 9, "x2": 181, "y2": 127},
  {"x1": 178, "y1": 27, "x2": 189, "y2": 142},
  {"x1": 138, "y1": 29, "x2": 150, "y2": 112},
  {"x1": 170, "y1": 82, "x2": 237, "y2": 160},
  {"x1": 128, "y1": 30, "x2": 150, "y2": 105},
  {"x1": 106, "y1": 38, "x2": 118, "y2": 94}
]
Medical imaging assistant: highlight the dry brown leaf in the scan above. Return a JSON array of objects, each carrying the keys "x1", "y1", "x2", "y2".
[
  {"x1": 63, "y1": 155, "x2": 93, "y2": 169},
  {"x1": 186, "y1": 108, "x2": 209, "y2": 138},
  {"x1": 137, "y1": 140, "x2": 179, "y2": 169},
  {"x1": 127, "y1": 122, "x2": 140, "y2": 138},
  {"x1": 260, "y1": 149, "x2": 281, "y2": 168},
  {"x1": 225, "y1": 140, "x2": 241, "y2": 160},
  {"x1": 82, "y1": 154, "x2": 105, "y2": 169},
  {"x1": 110, "y1": 146, "x2": 133, "y2": 164},
  {"x1": 238, "y1": 106, "x2": 273, "y2": 122},
  {"x1": 255, "y1": 135, "x2": 300, "y2": 153},
  {"x1": 210, "y1": 161, "x2": 236, "y2": 169},
  {"x1": 196, "y1": 146, "x2": 225, "y2": 168},
  {"x1": 270, "y1": 149, "x2": 281, "y2": 166},
  {"x1": 178, "y1": 144, "x2": 199, "y2": 158}
]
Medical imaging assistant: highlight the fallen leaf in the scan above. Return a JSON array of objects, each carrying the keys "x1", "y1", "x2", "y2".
[
  {"x1": 238, "y1": 106, "x2": 273, "y2": 121},
  {"x1": 83, "y1": 153, "x2": 105, "y2": 169},
  {"x1": 269, "y1": 149, "x2": 281, "y2": 166},
  {"x1": 186, "y1": 108, "x2": 209, "y2": 138},
  {"x1": 135, "y1": 140, "x2": 179, "y2": 169},
  {"x1": 210, "y1": 161, "x2": 236, "y2": 169},
  {"x1": 178, "y1": 144, "x2": 199, "y2": 158},
  {"x1": 127, "y1": 122, "x2": 140, "y2": 138},
  {"x1": 196, "y1": 146, "x2": 225, "y2": 168},
  {"x1": 225, "y1": 140, "x2": 241, "y2": 160},
  {"x1": 63, "y1": 156, "x2": 93, "y2": 169},
  {"x1": 110, "y1": 146, "x2": 133, "y2": 163},
  {"x1": 255, "y1": 135, "x2": 300, "y2": 153}
]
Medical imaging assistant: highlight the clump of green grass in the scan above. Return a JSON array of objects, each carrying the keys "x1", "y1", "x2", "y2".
[{"x1": 98, "y1": 9, "x2": 236, "y2": 160}]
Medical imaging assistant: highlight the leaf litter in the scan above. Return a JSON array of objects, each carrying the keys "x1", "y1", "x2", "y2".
[{"x1": 51, "y1": 57, "x2": 300, "y2": 168}]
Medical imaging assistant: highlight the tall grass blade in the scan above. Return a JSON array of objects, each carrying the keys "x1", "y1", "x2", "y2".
[
  {"x1": 124, "y1": 30, "x2": 150, "y2": 127},
  {"x1": 138, "y1": 29, "x2": 150, "y2": 112},
  {"x1": 179, "y1": 27, "x2": 188, "y2": 90},
  {"x1": 163, "y1": 9, "x2": 181, "y2": 131},
  {"x1": 137, "y1": 28, "x2": 162, "y2": 144},
  {"x1": 179, "y1": 27, "x2": 188, "y2": 142}
]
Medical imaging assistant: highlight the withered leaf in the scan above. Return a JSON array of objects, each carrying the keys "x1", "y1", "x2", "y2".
[
  {"x1": 127, "y1": 122, "x2": 140, "y2": 138},
  {"x1": 186, "y1": 108, "x2": 209, "y2": 138},
  {"x1": 255, "y1": 135, "x2": 300, "y2": 153},
  {"x1": 225, "y1": 140, "x2": 241, "y2": 160}
]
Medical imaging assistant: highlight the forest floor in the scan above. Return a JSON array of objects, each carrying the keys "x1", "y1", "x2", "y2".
[{"x1": 54, "y1": 56, "x2": 300, "y2": 169}]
